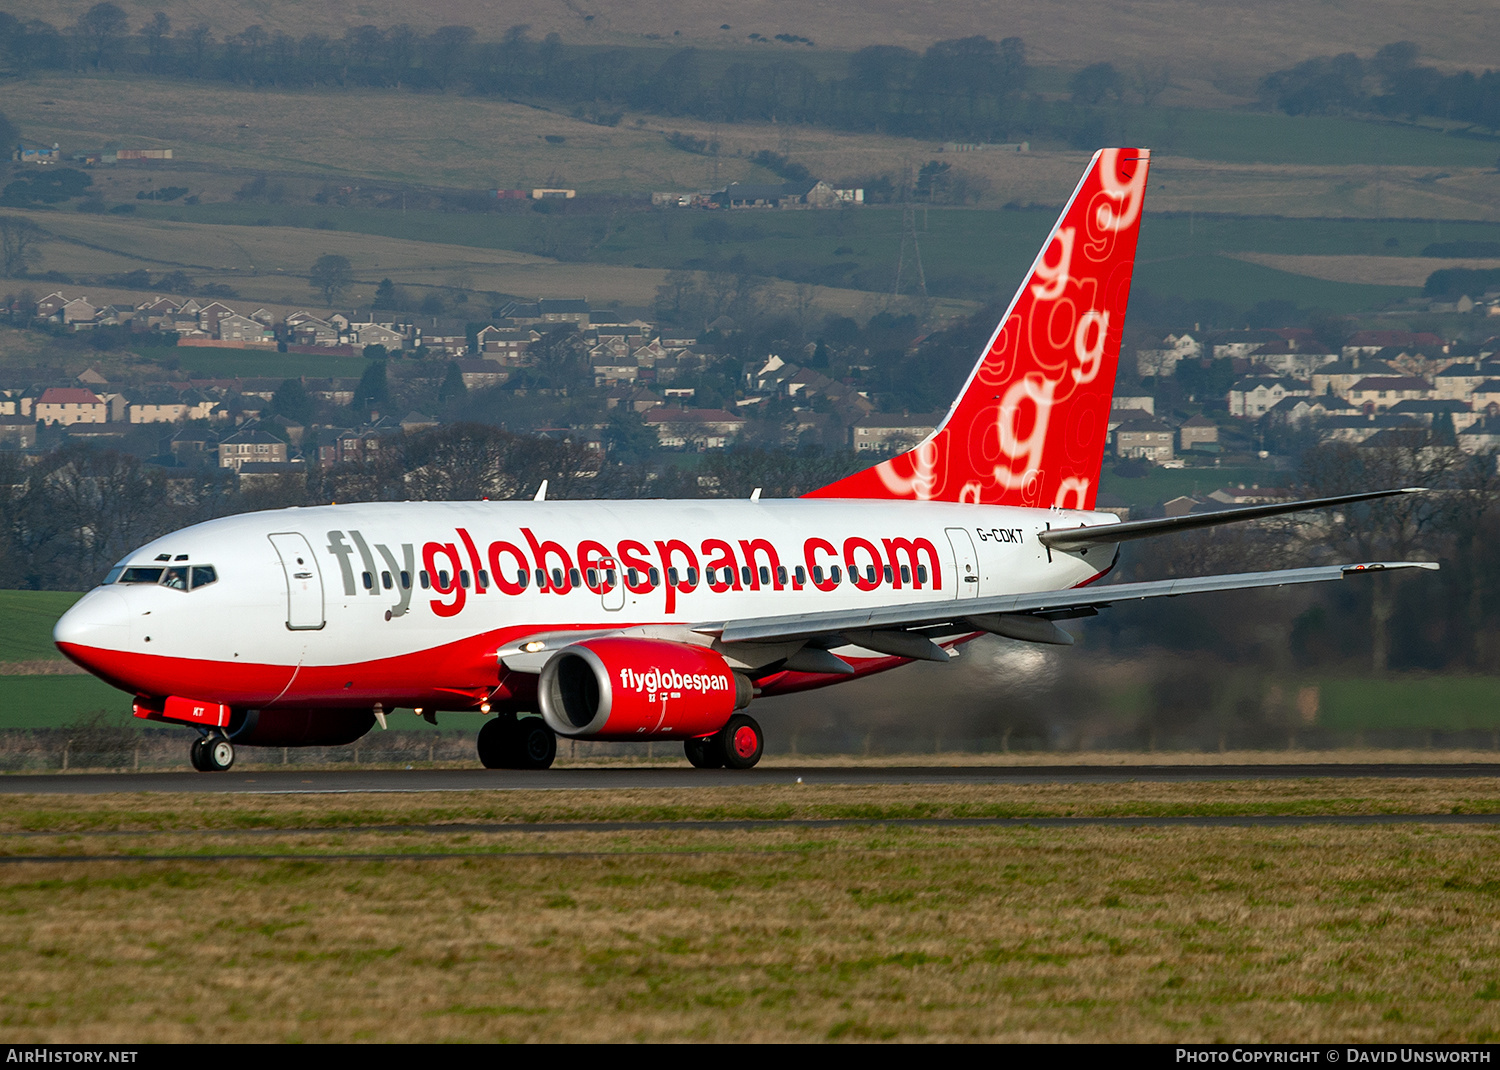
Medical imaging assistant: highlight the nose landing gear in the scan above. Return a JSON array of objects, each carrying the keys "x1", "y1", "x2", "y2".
[{"x1": 189, "y1": 733, "x2": 235, "y2": 772}]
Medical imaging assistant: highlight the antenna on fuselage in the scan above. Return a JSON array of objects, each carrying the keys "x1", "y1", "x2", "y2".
[
  {"x1": 750, "y1": 487, "x2": 762, "y2": 501},
  {"x1": 534, "y1": 480, "x2": 548, "y2": 502}
]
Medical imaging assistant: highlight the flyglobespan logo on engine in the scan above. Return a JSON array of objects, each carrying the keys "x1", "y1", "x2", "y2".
[{"x1": 619, "y1": 668, "x2": 730, "y2": 695}]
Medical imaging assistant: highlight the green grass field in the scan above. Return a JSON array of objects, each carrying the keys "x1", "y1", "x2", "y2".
[
  {"x1": 173, "y1": 351, "x2": 373, "y2": 379},
  {"x1": 0, "y1": 677, "x2": 132, "y2": 728},
  {"x1": 0, "y1": 592, "x2": 80, "y2": 663},
  {"x1": 127, "y1": 197, "x2": 1433, "y2": 312},
  {"x1": 1321, "y1": 677, "x2": 1500, "y2": 731},
  {"x1": 3, "y1": 783, "x2": 1500, "y2": 1041}
]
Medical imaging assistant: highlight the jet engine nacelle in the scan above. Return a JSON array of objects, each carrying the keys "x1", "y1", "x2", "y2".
[{"x1": 538, "y1": 637, "x2": 751, "y2": 740}]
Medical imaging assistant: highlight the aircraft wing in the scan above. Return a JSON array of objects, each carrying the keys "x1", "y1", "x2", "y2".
[
  {"x1": 699, "y1": 560, "x2": 1439, "y2": 646},
  {"x1": 499, "y1": 561, "x2": 1437, "y2": 673}
]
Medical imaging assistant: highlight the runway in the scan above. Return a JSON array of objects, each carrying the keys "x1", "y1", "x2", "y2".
[{"x1": 2, "y1": 762, "x2": 1499, "y2": 795}]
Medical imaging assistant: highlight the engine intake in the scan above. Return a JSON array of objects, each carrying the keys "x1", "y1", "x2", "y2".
[{"x1": 538, "y1": 638, "x2": 750, "y2": 740}]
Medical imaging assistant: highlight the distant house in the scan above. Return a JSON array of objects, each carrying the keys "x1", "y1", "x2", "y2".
[
  {"x1": 1178, "y1": 414, "x2": 1218, "y2": 449},
  {"x1": 218, "y1": 429, "x2": 288, "y2": 471},
  {"x1": 1115, "y1": 417, "x2": 1175, "y2": 462},
  {"x1": 36, "y1": 387, "x2": 107, "y2": 426},
  {"x1": 216, "y1": 314, "x2": 274, "y2": 345},
  {"x1": 350, "y1": 323, "x2": 405, "y2": 350},
  {"x1": 0, "y1": 415, "x2": 37, "y2": 449},
  {"x1": 455, "y1": 360, "x2": 510, "y2": 390},
  {"x1": 1310, "y1": 358, "x2": 1403, "y2": 398},
  {"x1": 644, "y1": 408, "x2": 746, "y2": 449},
  {"x1": 852, "y1": 414, "x2": 940, "y2": 453},
  {"x1": 1112, "y1": 395, "x2": 1155, "y2": 416},
  {"x1": 476, "y1": 326, "x2": 537, "y2": 364},
  {"x1": 1228, "y1": 376, "x2": 1311, "y2": 417},
  {"x1": 1135, "y1": 333, "x2": 1202, "y2": 377},
  {"x1": 1346, "y1": 376, "x2": 1433, "y2": 413}
]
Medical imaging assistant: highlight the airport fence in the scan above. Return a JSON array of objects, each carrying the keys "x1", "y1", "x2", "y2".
[{"x1": 1, "y1": 724, "x2": 1499, "y2": 773}]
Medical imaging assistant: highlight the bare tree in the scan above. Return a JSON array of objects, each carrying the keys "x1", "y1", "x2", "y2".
[
  {"x1": 0, "y1": 217, "x2": 48, "y2": 277},
  {"x1": 308, "y1": 253, "x2": 353, "y2": 306},
  {"x1": 1298, "y1": 436, "x2": 1458, "y2": 673}
]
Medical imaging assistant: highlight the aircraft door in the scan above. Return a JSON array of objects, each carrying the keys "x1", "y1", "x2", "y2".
[
  {"x1": 945, "y1": 527, "x2": 981, "y2": 599},
  {"x1": 269, "y1": 532, "x2": 326, "y2": 630},
  {"x1": 599, "y1": 556, "x2": 625, "y2": 612}
]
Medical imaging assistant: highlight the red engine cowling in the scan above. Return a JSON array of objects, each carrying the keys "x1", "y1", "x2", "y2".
[{"x1": 538, "y1": 638, "x2": 750, "y2": 741}]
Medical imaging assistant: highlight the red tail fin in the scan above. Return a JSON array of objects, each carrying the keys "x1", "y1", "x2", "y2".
[{"x1": 807, "y1": 147, "x2": 1150, "y2": 510}]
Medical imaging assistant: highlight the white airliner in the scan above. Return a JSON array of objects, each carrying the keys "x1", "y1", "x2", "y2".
[{"x1": 53, "y1": 147, "x2": 1434, "y2": 772}]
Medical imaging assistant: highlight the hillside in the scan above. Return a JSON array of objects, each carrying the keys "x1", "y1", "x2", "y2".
[{"x1": 5, "y1": 0, "x2": 1497, "y2": 81}]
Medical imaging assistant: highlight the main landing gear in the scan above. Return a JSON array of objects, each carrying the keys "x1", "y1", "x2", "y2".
[
  {"x1": 189, "y1": 733, "x2": 235, "y2": 772},
  {"x1": 684, "y1": 714, "x2": 764, "y2": 770},
  {"x1": 477, "y1": 714, "x2": 557, "y2": 770}
]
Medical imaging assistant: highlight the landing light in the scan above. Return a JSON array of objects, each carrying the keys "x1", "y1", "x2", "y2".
[
  {"x1": 480, "y1": 702, "x2": 491, "y2": 713},
  {"x1": 522, "y1": 640, "x2": 546, "y2": 653}
]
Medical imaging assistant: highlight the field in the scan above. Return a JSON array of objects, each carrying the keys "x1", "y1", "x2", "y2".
[
  {"x1": 4, "y1": 0, "x2": 1499, "y2": 78},
  {"x1": 2, "y1": 781, "x2": 1500, "y2": 1041}
]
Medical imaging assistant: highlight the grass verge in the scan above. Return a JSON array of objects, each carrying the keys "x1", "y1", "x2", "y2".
[{"x1": 1, "y1": 783, "x2": 1499, "y2": 1041}]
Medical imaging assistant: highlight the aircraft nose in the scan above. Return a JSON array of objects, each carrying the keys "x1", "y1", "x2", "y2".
[{"x1": 54, "y1": 588, "x2": 130, "y2": 663}]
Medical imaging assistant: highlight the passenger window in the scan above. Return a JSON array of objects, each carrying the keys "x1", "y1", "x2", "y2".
[
  {"x1": 605, "y1": 569, "x2": 617, "y2": 586},
  {"x1": 795, "y1": 566, "x2": 806, "y2": 585},
  {"x1": 667, "y1": 567, "x2": 680, "y2": 586},
  {"x1": 162, "y1": 567, "x2": 188, "y2": 591},
  {"x1": 569, "y1": 568, "x2": 582, "y2": 588},
  {"x1": 400, "y1": 571, "x2": 411, "y2": 589},
  {"x1": 419, "y1": 570, "x2": 431, "y2": 589},
  {"x1": 516, "y1": 570, "x2": 529, "y2": 589},
  {"x1": 459, "y1": 570, "x2": 471, "y2": 589},
  {"x1": 362, "y1": 571, "x2": 374, "y2": 590},
  {"x1": 190, "y1": 565, "x2": 217, "y2": 590},
  {"x1": 586, "y1": 568, "x2": 599, "y2": 588},
  {"x1": 883, "y1": 566, "x2": 893, "y2": 583},
  {"x1": 740, "y1": 566, "x2": 752, "y2": 586},
  {"x1": 551, "y1": 568, "x2": 564, "y2": 589},
  {"x1": 381, "y1": 571, "x2": 393, "y2": 590},
  {"x1": 917, "y1": 565, "x2": 929, "y2": 584},
  {"x1": 477, "y1": 570, "x2": 489, "y2": 590},
  {"x1": 648, "y1": 567, "x2": 661, "y2": 587},
  {"x1": 866, "y1": 566, "x2": 877, "y2": 584},
  {"x1": 687, "y1": 567, "x2": 699, "y2": 586},
  {"x1": 535, "y1": 569, "x2": 546, "y2": 589},
  {"x1": 759, "y1": 566, "x2": 770, "y2": 585},
  {"x1": 119, "y1": 567, "x2": 164, "y2": 584},
  {"x1": 812, "y1": 566, "x2": 824, "y2": 584},
  {"x1": 438, "y1": 570, "x2": 450, "y2": 589},
  {"x1": 831, "y1": 566, "x2": 843, "y2": 583},
  {"x1": 900, "y1": 565, "x2": 911, "y2": 584},
  {"x1": 777, "y1": 566, "x2": 788, "y2": 586},
  {"x1": 627, "y1": 568, "x2": 640, "y2": 586}
]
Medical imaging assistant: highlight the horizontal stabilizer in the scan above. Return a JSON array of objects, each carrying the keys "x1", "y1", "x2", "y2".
[{"x1": 1039, "y1": 487, "x2": 1425, "y2": 552}]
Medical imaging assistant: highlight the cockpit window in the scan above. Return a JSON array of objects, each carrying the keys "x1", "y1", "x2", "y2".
[
  {"x1": 118, "y1": 567, "x2": 165, "y2": 584},
  {"x1": 108, "y1": 564, "x2": 218, "y2": 590}
]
